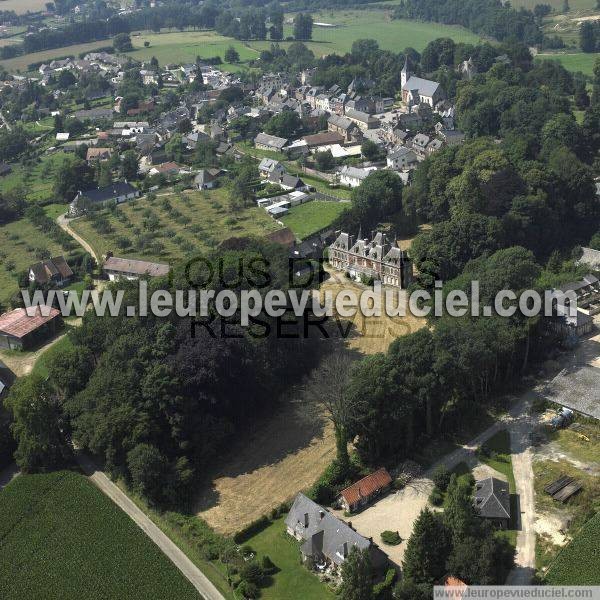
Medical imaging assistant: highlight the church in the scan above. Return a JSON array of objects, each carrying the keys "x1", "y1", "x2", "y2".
[{"x1": 401, "y1": 58, "x2": 445, "y2": 107}]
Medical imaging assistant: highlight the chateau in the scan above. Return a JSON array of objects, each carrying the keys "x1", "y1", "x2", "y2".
[{"x1": 329, "y1": 231, "x2": 413, "y2": 288}]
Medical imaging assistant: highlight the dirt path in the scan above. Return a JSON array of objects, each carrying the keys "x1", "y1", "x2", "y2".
[
  {"x1": 506, "y1": 392, "x2": 537, "y2": 584},
  {"x1": 0, "y1": 332, "x2": 67, "y2": 377},
  {"x1": 56, "y1": 213, "x2": 99, "y2": 263}
]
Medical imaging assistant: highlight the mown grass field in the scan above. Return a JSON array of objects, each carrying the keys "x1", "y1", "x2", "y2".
[
  {"x1": 0, "y1": 0, "x2": 48, "y2": 14},
  {"x1": 281, "y1": 201, "x2": 347, "y2": 240},
  {"x1": 545, "y1": 511, "x2": 600, "y2": 584},
  {"x1": 69, "y1": 188, "x2": 282, "y2": 264},
  {"x1": 0, "y1": 470, "x2": 200, "y2": 600},
  {"x1": 537, "y1": 52, "x2": 600, "y2": 75},
  {"x1": 243, "y1": 516, "x2": 335, "y2": 600}
]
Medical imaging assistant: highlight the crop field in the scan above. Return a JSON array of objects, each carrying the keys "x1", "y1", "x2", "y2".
[
  {"x1": 512, "y1": 0, "x2": 594, "y2": 9},
  {"x1": 69, "y1": 188, "x2": 282, "y2": 264},
  {"x1": 281, "y1": 201, "x2": 348, "y2": 240},
  {"x1": 537, "y1": 52, "x2": 599, "y2": 75},
  {"x1": 545, "y1": 511, "x2": 600, "y2": 584},
  {"x1": 0, "y1": 470, "x2": 200, "y2": 599}
]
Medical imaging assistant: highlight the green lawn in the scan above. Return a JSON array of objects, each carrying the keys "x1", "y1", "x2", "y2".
[
  {"x1": 69, "y1": 188, "x2": 282, "y2": 263},
  {"x1": 545, "y1": 511, "x2": 600, "y2": 585},
  {"x1": 537, "y1": 52, "x2": 600, "y2": 76},
  {"x1": 30, "y1": 334, "x2": 74, "y2": 378},
  {"x1": 243, "y1": 517, "x2": 335, "y2": 600},
  {"x1": 0, "y1": 470, "x2": 200, "y2": 600},
  {"x1": 281, "y1": 201, "x2": 348, "y2": 240}
]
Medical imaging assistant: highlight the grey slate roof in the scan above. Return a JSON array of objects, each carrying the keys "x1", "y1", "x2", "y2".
[
  {"x1": 254, "y1": 132, "x2": 288, "y2": 150},
  {"x1": 402, "y1": 76, "x2": 440, "y2": 98},
  {"x1": 285, "y1": 493, "x2": 371, "y2": 565},
  {"x1": 474, "y1": 477, "x2": 510, "y2": 520}
]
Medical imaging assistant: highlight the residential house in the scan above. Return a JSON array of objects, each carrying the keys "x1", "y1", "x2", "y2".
[
  {"x1": 29, "y1": 256, "x2": 73, "y2": 287},
  {"x1": 339, "y1": 165, "x2": 372, "y2": 188},
  {"x1": 345, "y1": 108, "x2": 379, "y2": 131},
  {"x1": 386, "y1": 146, "x2": 418, "y2": 170},
  {"x1": 328, "y1": 115, "x2": 359, "y2": 142},
  {"x1": 254, "y1": 132, "x2": 289, "y2": 152},
  {"x1": 258, "y1": 158, "x2": 286, "y2": 178},
  {"x1": 149, "y1": 162, "x2": 182, "y2": 177},
  {"x1": 338, "y1": 468, "x2": 393, "y2": 513},
  {"x1": 329, "y1": 230, "x2": 413, "y2": 288},
  {"x1": 0, "y1": 306, "x2": 62, "y2": 351},
  {"x1": 268, "y1": 172, "x2": 307, "y2": 191},
  {"x1": 69, "y1": 182, "x2": 140, "y2": 215},
  {"x1": 426, "y1": 138, "x2": 444, "y2": 156},
  {"x1": 103, "y1": 256, "x2": 170, "y2": 281},
  {"x1": 411, "y1": 133, "x2": 430, "y2": 158},
  {"x1": 473, "y1": 477, "x2": 511, "y2": 529},
  {"x1": 86, "y1": 147, "x2": 112, "y2": 162},
  {"x1": 195, "y1": 168, "x2": 223, "y2": 190},
  {"x1": 285, "y1": 493, "x2": 386, "y2": 571}
]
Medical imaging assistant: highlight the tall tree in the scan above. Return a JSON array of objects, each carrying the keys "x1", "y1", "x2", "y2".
[{"x1": 338, "y1": 547, "x2": 373, "y2": 600}]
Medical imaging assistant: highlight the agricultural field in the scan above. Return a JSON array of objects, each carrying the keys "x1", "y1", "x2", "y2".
[
  {"x1": 545, "y1": 511, "x2": 600, "y2": 584},
  {"x1": 281, "y1": 201, "x2": 348, "y2": 240},
  {"x1": 242, "y1": 517, "x2": 335, "y2": 600},
  {"x1": 69, "y1": 188, "x2": 282, "y2": 264},
  {"x1": 0, "y1": 0, "x2": 48, "y2": 14},
  {"x1": 0, "y1": 470, "x2": 200, "y2": 600},
  {"x1": 512, "y1": 0, "x2": 594, "y2": 9},
  {"x1": 537, "y1": 52, "x2": 600, "y2": 75}
]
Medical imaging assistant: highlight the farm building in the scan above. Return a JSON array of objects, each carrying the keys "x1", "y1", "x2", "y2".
[
  {"x1": 29, "y1": 256, "x2": 73, "y2": 287},
  {"x1": 338, "y1": 468, "x2": 392, "y2": 513},
  {"x1": 543, "y1": 365, "x2": 600, "y2": 421},
  {"x1": 103, "y1": 256, "x2": 170, "y2": 281},
  {"x1": 0, "y1": 359, "x2": 14, "y2": 399},
  {"x1": 473, "y1": 477, "x2": 510, "y2": 529},
  {"x1": 285, "y1": 493, "x2": 387, "y2": 571},
  {"x1": 0, "y1": 306, "x2": 62, "y2": 351}
]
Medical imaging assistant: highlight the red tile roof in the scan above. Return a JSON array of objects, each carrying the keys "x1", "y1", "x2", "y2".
[
  {"x1": 340, "y1": 468, "x2": 392, "y2": 506},
  {"x1": 444, "y1": 576, "x2": 467, "y2": 587},
  {"x1": 0, "y1": 306, "x2": 60, "y2": 339}
]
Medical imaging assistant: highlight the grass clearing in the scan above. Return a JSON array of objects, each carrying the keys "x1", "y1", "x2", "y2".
[
  {"x1": 281, "y1": 201, "x2": 348, "y2": 240},
  {"x1": 242, "y1": 516, "x2": 335, "y2": 600},
  {"x1": 0, "y1": 0, "x2": 48, "y2": 14},
  {"x1": 537, "y1": 52, "x2": 600, "y2": 75},
  {"x1": 0, "y1": 470, "x2": 200, "y2": 599},
  {"x1": 69, "y1": 188, "x2": 282, "y2": 263},
  {"x1": 548, "y1": 423, "x2": 600, "y2": 464},
  {"x1": 545, "y1": 511, "x2": 600, "y2": 584}
]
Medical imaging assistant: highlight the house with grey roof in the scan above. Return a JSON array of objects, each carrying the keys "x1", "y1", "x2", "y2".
[
  {"x1": 254, "y1": 132, "x2": 289, "y2": 152},
  {"x1": 473, "y1": 477, "x2": 511, "y2": 529},
  {"x1": 258, "y1": 158, "x2": 286, "y2": 178},
  {"x1": 386, "y1": 146, "x2": 418, "y2": 171},
  {"x1": 285, "y1": 493, "x2": 386, "y2": 571}
]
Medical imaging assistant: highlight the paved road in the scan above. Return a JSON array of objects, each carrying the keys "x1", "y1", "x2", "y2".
[{"x1": 77, "y1": 453, "x2": 225, "y2": 600}]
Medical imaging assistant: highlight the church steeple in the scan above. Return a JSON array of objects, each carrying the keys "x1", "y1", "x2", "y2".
[{"x1": 401, "y1": 56, "x2": 410, "y2": 88}]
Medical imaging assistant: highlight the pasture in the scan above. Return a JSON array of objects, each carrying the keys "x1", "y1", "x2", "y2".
[
  {"x1": 0, "y1": 470, "x2": 200, "y2": 600},
  {"x1": 69, "y1": 188, "x2": 282, "y2": 264},
  {"x1": 0, "y1": 0, "x2": 47, "y2": 14},
  {"x1": 281, "y1": 200, "x2": 348, "y2": 240}
]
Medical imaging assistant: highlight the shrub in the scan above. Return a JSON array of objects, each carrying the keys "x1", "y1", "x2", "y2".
[
  {"x1": 237, "y1": 581, "x2": 259, "y2": 599},
  {"x1": 234, "y1": 516, "x2": 270, "y2": 544},
  {"x1": 429, "y1": 487, "x2": 444, "y2": 506},
  {"x1": 432, "y1": 465, "x2": 451, "y2": 492},
  {"x1": 373, "y1": 567, "x2": 397, "y2": 599},
  {"x1": 380, "y1": 530, "x2": 402, "y2": 545},
  {"x1": 261, "y1": 555, "x2": 276, "y2": 574},
  {"x1": 240, "y1": 561, "x2": 263, "y2": 586}
]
